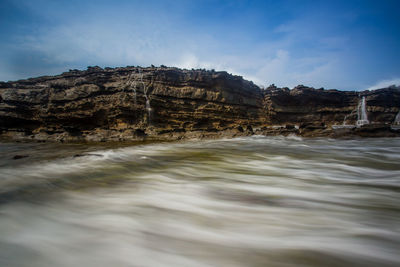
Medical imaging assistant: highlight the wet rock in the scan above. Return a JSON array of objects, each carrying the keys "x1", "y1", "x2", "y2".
[
  {"x1": 12, "y1": 155, "x2": 29, "y2": 160},
  {"x1": 236, "y1": 126, "x2": 244, "y2": 132},
  {"x1": 73, "y1": 153, "x2": 103, "y2": 158},
  {"x1": 0, "y1": 66, "x2": 399, "y2": 141}
]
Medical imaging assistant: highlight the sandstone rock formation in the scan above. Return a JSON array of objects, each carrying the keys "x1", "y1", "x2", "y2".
[
  {"x1": 263, "y1": 84, "x2": 400, "y2": 137},
  {"x1": 0, "y1": 66, "x2": 399, "y2": 142}
]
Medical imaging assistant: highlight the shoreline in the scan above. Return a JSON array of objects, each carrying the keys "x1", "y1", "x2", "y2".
[{"x1": 2, "y1": 124, "x2": 399, "y2": 143}]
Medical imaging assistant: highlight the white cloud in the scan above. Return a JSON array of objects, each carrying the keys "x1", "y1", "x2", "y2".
[
  {"x1": 1, "y1": 0, "x2": 397, "y2": 93},
  {"x1": 252, "y1": 49, "x2": 290, "y2": 85},
  {"x1": 3, "y1": 22, "x2": 352, "y2": 90},
  {"x1": 366, "y1": 78, "x2": 400, "y2": 90},
  {"x1": 0, "y1": 2, "x2": 369, "y2": 91}
]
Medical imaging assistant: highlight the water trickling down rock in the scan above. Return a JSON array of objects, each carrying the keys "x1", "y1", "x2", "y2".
[{"x1": 0, "y1": 66, "x2": 400, "y2": 141}]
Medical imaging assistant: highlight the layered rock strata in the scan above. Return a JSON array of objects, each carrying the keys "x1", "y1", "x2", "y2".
[
  {"x1": 263, "y1": 84, "x2": 400, "y2": 137},
  {"x1": 0, "y1": 66, "x2": 399, "y2": 142}
]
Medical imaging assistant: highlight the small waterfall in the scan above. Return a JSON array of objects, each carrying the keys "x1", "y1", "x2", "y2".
[
  {"x1": 342, "y1": 115, "x2": 348, "y2": 125},
  {"x1": 342, "y1": 109, "x2": 356, "y2": 126},
  {"x1": 145, "y1": 97, "x2": 152, "y2": 123},
  {"x1": 356, "y1": 96, "x2": 369, "y2": 126},
  {"x1": 393, "y1": 111, "x2": 400, "y2": 125},
  {"x1": 131, "y1": 80, "x2": 137, "y2": 105},
  {"x1": 139, "y1": 69, "x2": 152, "y2": 124},
  {"x1": 333, "y1": 96, "x2": 368, "y2": 129}
]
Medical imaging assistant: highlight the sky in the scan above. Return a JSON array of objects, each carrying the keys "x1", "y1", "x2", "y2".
[{"x1": 0, "y1": 0, "x2": 399, "y2": 90}]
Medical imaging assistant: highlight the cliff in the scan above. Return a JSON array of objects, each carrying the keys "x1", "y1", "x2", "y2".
[
  {"x1": 263, "y1": 84, "x2": 400, "y2": 136},
  {"x1": 1, "y1": 66, "x2": 399, "y2": 142}
]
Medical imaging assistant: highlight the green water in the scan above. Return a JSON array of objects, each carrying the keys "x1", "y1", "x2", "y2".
[{"x1": 0, "y1": 136, "x2": 399, "y2": 266}]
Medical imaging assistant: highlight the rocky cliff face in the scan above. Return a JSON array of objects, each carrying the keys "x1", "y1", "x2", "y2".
[
  {"x1": 0, "y1": 66, "x2": 399, "y2": 142},
  {"x1": 263, "y1": 85, "x2": 400, "y2": 136}
]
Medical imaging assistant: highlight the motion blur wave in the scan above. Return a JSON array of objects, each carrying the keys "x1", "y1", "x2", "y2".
[{"x1": 0, "y1": 136, "x2": 400, "y2": 267}]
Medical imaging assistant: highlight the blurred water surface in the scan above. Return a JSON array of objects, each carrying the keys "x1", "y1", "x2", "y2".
[{"x1": 0, "y1": 136, "x2": 399, "y2": 267}]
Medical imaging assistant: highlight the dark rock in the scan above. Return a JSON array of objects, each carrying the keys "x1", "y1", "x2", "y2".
[
  {"x1": 73, "y1": 153, "x2": 103, "y2": 158},
  {"x1": 134, "y1": 129, "x2": 146, "y2": 137},
  {"x1": 12, "y1": 155, "x2": 29, "y2": 160},
  {"x1": 0, "y1": 66, "x2": 399, "y2": 141}
]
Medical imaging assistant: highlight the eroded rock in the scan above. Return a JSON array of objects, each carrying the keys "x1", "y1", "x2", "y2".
[{"x1": 1, "y1": 66, "x2": 399, "y2": 141}]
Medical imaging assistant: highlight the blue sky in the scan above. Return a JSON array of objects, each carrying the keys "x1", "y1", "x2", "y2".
[{"x1": 0, "y1": 0, "x2": 399, "y2": 90}]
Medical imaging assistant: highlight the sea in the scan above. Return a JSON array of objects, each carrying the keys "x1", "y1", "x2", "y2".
[{"x1": 0, "y1": 136, "x2": 399, "y2": 267}]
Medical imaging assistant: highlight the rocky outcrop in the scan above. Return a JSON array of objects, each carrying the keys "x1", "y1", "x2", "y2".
[
  {"x1": 0, "y1": 66, "x2": 399, "y2": 142},
  {"x1": 262, "y1": 84, "x2": 400, "y2": 136}
]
